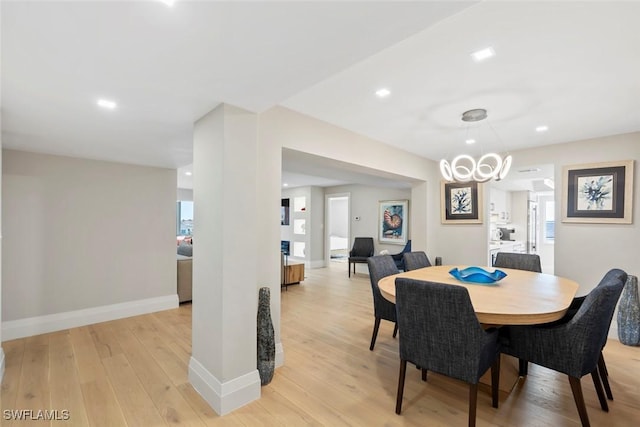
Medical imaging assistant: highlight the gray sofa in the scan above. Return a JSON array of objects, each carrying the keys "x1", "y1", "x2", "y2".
[{"x1": 177, "y1": 243, "x2": 193, "y2": 302}]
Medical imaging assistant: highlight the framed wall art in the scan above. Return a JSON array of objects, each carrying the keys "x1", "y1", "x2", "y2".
[
  {"x1": 441, "y1": 181, "x2": 483, "y2": 224},
  {"x1": 562, "y1": 160, "x2": 634, "y2": 224},
  {"x1": 281, "y1": 198, "x2": 290, "y2": 225},
  {"x1": 379, "y1": 200, "x2": 408, "y2": 244}
]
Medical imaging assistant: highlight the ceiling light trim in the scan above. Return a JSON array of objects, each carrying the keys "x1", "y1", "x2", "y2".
[
  {"x1": 470, "y1": 46, "x2": 495, "y2": 62},
  {"x1": 97, "y1": 99, "x2": 117, "y2": 110},
  {"x1": 375, "y1": 88, "x2": 391, "y2": 98}
]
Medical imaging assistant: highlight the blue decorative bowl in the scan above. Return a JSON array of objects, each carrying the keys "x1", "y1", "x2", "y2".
[{"x1": 449, "y1": 267, "x2": 507, "y2": 284}]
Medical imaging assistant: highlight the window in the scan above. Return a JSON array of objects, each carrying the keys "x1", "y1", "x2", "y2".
[
  {"x1": 177, "y1": 201, "x2": 194, "y2": 236},
  {"x1": 545, "y1": 200, "x2": 555, "y2": 241}
]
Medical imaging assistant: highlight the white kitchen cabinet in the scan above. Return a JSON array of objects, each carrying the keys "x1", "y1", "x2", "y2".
[
  {"x1": 490, "y1": 188, "x2": 511, "y2": 224},
  {"x1": 488, "y1": 240, "x2": 526, "y2": 266}
]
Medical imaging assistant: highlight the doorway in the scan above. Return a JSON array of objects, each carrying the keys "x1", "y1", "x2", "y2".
[
  {"x1": 325, "y1": 193, "x2": 350, "y2": 265},
  {"x1": 489, "y1": 164, "x2": 555, "y2": 273}
]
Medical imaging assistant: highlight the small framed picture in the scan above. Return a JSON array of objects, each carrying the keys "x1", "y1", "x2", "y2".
[
  {"x1": 379, "y1": 200, "x2": 408, "y2": 244},
  {"x1": 562, "y1": 160, "x2": 634, "y2": 224},
  {"x1": 441, "y1": 181, "x2": 483, "y2": 224}
]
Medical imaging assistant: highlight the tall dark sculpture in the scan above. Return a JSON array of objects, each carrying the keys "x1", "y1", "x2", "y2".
[{"x1": 257, "y1": 287, "x2": 275, "y2": 385}]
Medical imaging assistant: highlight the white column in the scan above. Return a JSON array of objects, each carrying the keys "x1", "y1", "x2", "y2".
[
  {"x1": 1, "y1": 138, "x2": 4, "y2": 381},
  {"x1": 410, "y1": 181, "x2": 429, "y2": 251},
  {"x1": 189, "y1": 103, "x2": 260, "y2": 414}
]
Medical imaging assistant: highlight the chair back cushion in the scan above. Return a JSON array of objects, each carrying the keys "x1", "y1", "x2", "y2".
[
  {"x1": 177, "y1": 243, "x2": 193, "y2": 257},
  {"x1": 402, "y1": 251, "x2": 432, "y2": 271},
  {"x1": 367, "y1": 255, "x2": 399, "y2": 321},
  {"x1": 571, "y1": 269, "x2": 626, "y2": 374},
  {"x1": 493, "y1": 252, "x2": 541, "y2": 272},
  {"x1": 395, "y1": 278, "x2": 498, "y2": 383},
  {"x1": 350, "y1": 237, "x2": 375, "y2": 258},
  {"x1": 505, "y1": 269, "x2": 626, "y2": 377}
]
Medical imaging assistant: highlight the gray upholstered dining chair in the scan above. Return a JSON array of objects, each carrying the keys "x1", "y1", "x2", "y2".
[
  {"x1": 348, "y1": 237, "x2": 375, "y2": 277},
  {"x1": 366, "y1": 255, "x2": 399, "y2": 350},
  {"x1": 402, "y1": 251, "x2": 432, "y2": 271},
  {"x1": 499, "y1": 269, "x2": 626, "y2": 427},
  {"x1": 493, "y1": 252, "x2": 541, "y2": 273},
  {"x1": 394, "y1": 278, "x2": 500, "y2": 426},
  {"x1": 492, "y1": 251, "x2": 542, "y2": 376},
  {"x1": 556, "y1": 268, "x2": 628, "y2": 404}
]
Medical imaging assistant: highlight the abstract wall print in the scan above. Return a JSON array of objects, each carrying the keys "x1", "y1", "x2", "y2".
[
  {"x1": 563, "y1": 160, "x2": 634, "y2": 224},
  {"x1": 379, "y1": 200, "x2": 408, "y2": 244},
  {"x1": 441, "y1": 181, "x2": 483, "y2": 224}
]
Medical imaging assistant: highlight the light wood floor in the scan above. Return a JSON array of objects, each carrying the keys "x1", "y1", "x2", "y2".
[{"x1": 2, "y1": 262, "x2": 639, "y2": 426}]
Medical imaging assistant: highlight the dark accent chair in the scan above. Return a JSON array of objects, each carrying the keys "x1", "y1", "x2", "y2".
[
  {"x1": 394, "y1": 278, "x2": 500, "y2": 426},
  {"x1": 348, "y1": 237, "x2": 374, "y2": 277},
  {"x1": 402, "y1": 251, "x2": 432, "y2": 271},
  {"x1": 390, "y1": 240, "x2": 411, "y2": 270},
  {"x1": 366, "y1": 255, "x2": 400, "y2": 350},
  {"x1": 493, "y1": 252, "x2": 541, "y2": 273},
  {"x1": 492, "y1": 252, "x2": 542, "y2": 376},
  {"x1": 500, "y1": 269, "x2": 626, "y2": 427}
]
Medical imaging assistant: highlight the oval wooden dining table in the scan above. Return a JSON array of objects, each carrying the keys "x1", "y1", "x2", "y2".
[
  {"x1": 378, "y1": 265, "x2": 579, "y2": 326},
  {"x1": 378, "y1": 265, "x2": 580, "y2": 392}
]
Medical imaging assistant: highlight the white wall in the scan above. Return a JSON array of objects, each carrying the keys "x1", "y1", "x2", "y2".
[
  {"x1": 178, "y1": 188, "x2": 193, "y2": 201},
  {"x1": 0, "y1": 138, "x2": 3, "y2": 379},
  {"x1": 328, "y1": 197, "x2": 348, "y2": 238},
  {"x1": 324, "y1": 184, "x2": 411, "y2": 272},
  {"x1": 506, "y1": 133, "x2": 640, "y2": 293},
  {"x1": 309, "y1": 186, "x2": 325, "y2": 268},
  {"x1": 325, "y1": 185, "x2": 412, "y2": 236},
  {"x1": 505, "y1": 132, "x2": 640, "y2": 338},
  {"x1": 2, "y1": 150, "x2": 177, "y2": 325},
  {"x1": 537, "y1": 194, "x2": 555, "y2": 273}
]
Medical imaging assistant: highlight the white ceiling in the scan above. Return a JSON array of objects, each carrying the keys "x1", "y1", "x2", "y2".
[{"x1": 3, "y1": 1, "x2": 640, "y2": 190}]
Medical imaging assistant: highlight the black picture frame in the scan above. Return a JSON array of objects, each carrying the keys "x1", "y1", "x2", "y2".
[
  {"x1": 441, "y1": 181, "x2": 483, "y2": 224},
  {"x1": 562, "y1": 160, "x2": 634, "y2": 224},
  {"x1": 281, "y1": 198, "x2": 290, "y2": 225}
]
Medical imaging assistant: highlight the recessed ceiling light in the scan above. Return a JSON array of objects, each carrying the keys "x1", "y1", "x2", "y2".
[
  {"x1": 283, "y1": 183, "x2": 289, "y2": 187},
  {"x1": 465, "y1": 139, "x2": 476, "y2": 145},
  {"x1": 185, "y1": 171, "x2": 192, "y2": 176},
  {"x1": 536, "y1": 125, "x2": 549, "y2": 132},
  {"x1": 97, "y1": 99, "x2": 117, "y2": 110},
  {"x1": 158, "y1": 0, "x2": 176, "y2": 7},
  {"x1": 471, "y1": 47, "x2": 495, "y2": 62},
  {"x1": 375, "y1": 88, "x2": 391, "y2": 98}
]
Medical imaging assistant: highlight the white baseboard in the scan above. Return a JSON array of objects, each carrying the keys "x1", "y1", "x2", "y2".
[
  {"x1": 188, "y1": 356, "x2": 261, "y2": 415},
  {"x1": 309, "y1": 260, "x2": 325, "y2": 269},
  {"x1": 275, "y1": 342, "x2": 284, "y2": 368},
  {"x1": 0, "y1": 347, "x2": 5, "y2": 383},
  {"x1": 1, "y1": 294, "x2": 179, "y2": 341}
]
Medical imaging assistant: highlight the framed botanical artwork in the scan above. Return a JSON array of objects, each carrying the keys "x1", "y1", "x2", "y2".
[
  {"x1": 562, "y1": 160, "x2": 634, "y2": 224},
  {"x1": 441, "y1": 181, "x2": 483, "y2": 224},
  {"x1": 379, "y1": 200, "x2": 408, "y2": 244}
]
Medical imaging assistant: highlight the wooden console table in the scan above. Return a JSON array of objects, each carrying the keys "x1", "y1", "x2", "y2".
[{"x1": 282, "y1": 262, "x2": 304, "y2": 289}]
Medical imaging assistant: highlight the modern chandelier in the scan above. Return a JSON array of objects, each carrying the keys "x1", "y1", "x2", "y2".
[{"x1": 439, "y1": 108, "x2": 513, "y2": 183}]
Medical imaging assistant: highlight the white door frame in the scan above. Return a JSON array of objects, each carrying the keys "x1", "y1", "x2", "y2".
[{"x1": 324, "y1": 192, "x2": 351, "y2": 267}]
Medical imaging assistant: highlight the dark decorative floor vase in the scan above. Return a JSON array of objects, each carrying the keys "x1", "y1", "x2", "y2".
[
  {"x1": 257, "y1": 287, "x2": 275, "y2": 385},
  {"x1": 617, "y1": 275, "x2": 640, "y2": 346}
]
